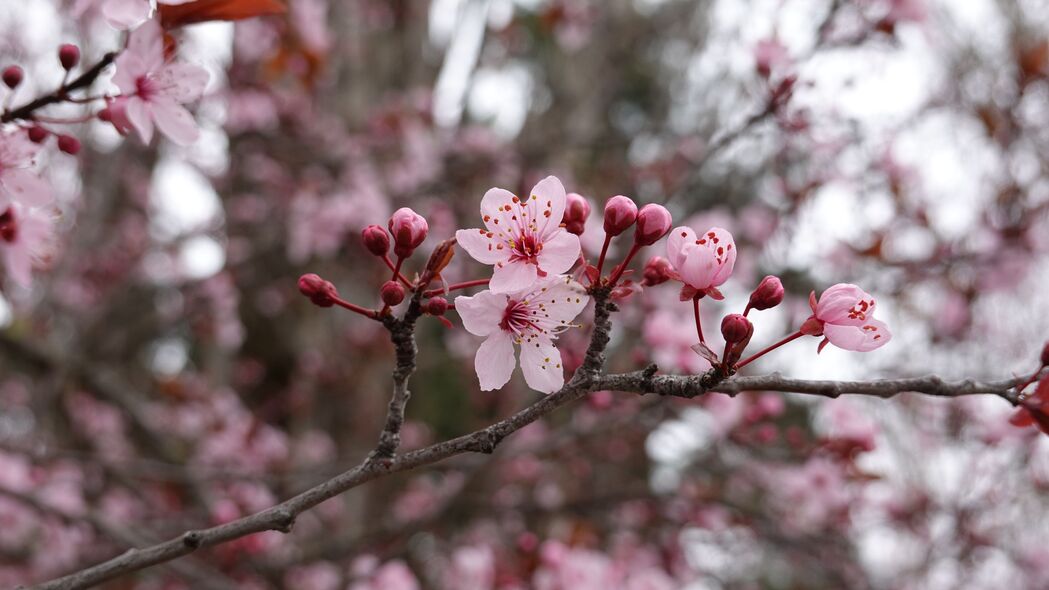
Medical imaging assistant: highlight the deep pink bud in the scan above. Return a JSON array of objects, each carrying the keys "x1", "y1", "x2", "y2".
[
  {"x1": 425, "y1": 296, "x2": 448, "y2": 316},
  {"x1": 388, "y1": 207, "x2": 428, "y2": 258},
  {"x1": 0, "y1": 208, "x2": 17, "y2": 242},
  {"x1": 603, "y1": 195, "x2": 638, "y2": 236},
  {"x1": 1041, "y1": 342, "x2": 1049, "y2": 367},
  {"x1": 380, "y1": 280, "x2": 406, "y2": 306},
  {"x1": 641, "y1": 256, "x2": 673, "y2": 287},
  {"x1": 58, "y1": 44, "x2": 80, "y2": 70},
  {"x1": 2, "y1": 65, "x2": 23, "y2": 89},
  {"x1": 298, "y1": 273, "x2": 338, "y2": 307},
  {"x1": 57, "y1": 134, "x2": 80, "y2": 155},
  {"x1": 562, "y1": 192, "x2": 591, "y2": 236},
  {"x1": 27, "y1": 126, "x2": 48, "y2": 144},
  {"x1": 361, "y1": 224, "x2": 390, "y2": 257},
  {"x1": 748, "y1": 275, "x2": 784, "y2": 312},
  {"x1": 633, "y1": 204, "x2": 672, "y2": 246},
  {"x1": 721, "y1": 314, "x2": 753, "y2": 344}
]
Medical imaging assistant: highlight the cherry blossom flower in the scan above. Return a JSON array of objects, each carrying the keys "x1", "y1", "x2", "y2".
[
  {"x1": 0, "y1": 131, "x2": 52, "y2": 208},
  {"x1": 456, "y1": 176, "x2": 581, "y2": 293},
  {"x1": 665, "y1": 226, "x2": 736, "y2": 298},
  {"x1": 0, "y1": 203, "x2": 55, "y2": 287},
  {"x1": 112, "y1": 20, "x2": 209, "y2": 146},
  {"x1": 455, "y1": 275, "x2": 588, "y2": 393},
  {"x1": 803, "y1": 283, "x2": 892, "y2": 352}
]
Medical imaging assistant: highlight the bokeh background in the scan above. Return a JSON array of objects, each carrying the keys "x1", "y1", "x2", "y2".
[{"x1": 2, "y1": 0, "x2": 1049, "y2": 588}]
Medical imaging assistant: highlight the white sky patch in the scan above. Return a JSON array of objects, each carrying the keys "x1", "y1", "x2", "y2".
[
  {"x1": 467, "y1": 64, "x2": 533, "y2": 138},
  {"x1": 178, "y1": 235, "x2": 226, "y2": 280},
  {"x1": 149, "y1": 159, "x2": 223, "y2": 241}
]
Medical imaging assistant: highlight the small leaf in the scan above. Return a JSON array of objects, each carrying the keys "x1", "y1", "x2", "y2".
[
  {"x1": 159, "y1": 0, "x2": 287, "y2": 28},
  {"x1": 691, "y1": 341, "x2": 720, "y2": 366}
]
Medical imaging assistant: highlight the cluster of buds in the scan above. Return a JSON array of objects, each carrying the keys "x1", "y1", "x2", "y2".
[
  {"x1": 571, "y1": 193, "x2": 672, "y2": 290},
  {"x1": 3, "y1": 45, "x2": 88, "y2": 156},
  {"x1": 298, "y1": 207, "x2": 466, "y2": 326}
]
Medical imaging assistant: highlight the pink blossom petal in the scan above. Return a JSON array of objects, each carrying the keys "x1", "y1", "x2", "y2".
[
  {"x1": 125, "y1": 97, "x2": 154, "y2": 144},
  {"x1": 676, "y1": 244, "x2": 718, "y2": 291},
  {"x1": 126, "y1": 19, "x2": 165, "y2": 70},
  {"x1": 490, "y1": 260, "x2": 538, "y2": 294},
  {"x1": 528, "y1": 175, "x2": 567, "y2": 239},
  {"x1": 522, "y1": 275, "x2": 588, "y2": 323},
  {"x1": 823, "y1": 318, "x2": 891, "y2": 352},
  {"x1": 816, "y1": 283, "x2": 875, "y2": 326},
  {"x1": 112, "y1": 53, "x2": 146, "y2": 94},
  {"x1": 102, "y1": 0, "x2": 150, "y2": 29},
  {"x1": 150, "y1": 98, "x2": 200, "y2": 146},
  {"x1": 154, "y1": 63, "x2": 210, "y2": 102},
  {"x1": 475, "y1": 333, "x2": 515, "y2": 391},
  {"x1": 519, "y1": 337, "x2": 563, "y2": 393},
  {"x1": 1, "y1": 169, "x2": 53, "y2": 207},
  {"x1": 455, "y1": 228, "x2": 510, "y2": 265},
  {"x1": 536, "y1": 230, "x2": 580, "y2": 276},
  {"x1": 666, "y1": 226, "x2": 696, "y2": 270},
  {"x1": 479, "y1": 187, "x2": 519, "y2": 235},
  {"x1": 454, "y1": 290, "x2": 507, "y2": 337}
]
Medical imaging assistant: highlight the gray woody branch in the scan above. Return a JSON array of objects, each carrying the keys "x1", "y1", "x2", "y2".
[{"x1": 23, "y1": 288, "x2": 1024, "y2": 590}]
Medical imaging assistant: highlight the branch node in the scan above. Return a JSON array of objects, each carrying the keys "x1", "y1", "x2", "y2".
[
  {"x1": 271, "y1": 508, "x2": 296, "y2": 533},
  {"x1": 182, "y1": 531, "x2": 203, "y2": 549}
]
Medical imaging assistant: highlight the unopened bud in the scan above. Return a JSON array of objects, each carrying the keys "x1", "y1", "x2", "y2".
[
  {"x1": 633, "y1": 203, "x2": 672, "y2": 246},
  {"x1": 57, "y1": 134, "x2": 80, "y2": 155},
  {"x1": 562, "y1": 192, "x2": 591, "y2": 236},
  {"x1": 58, "y1": 44, "x2": 80, "y2": 70},
  {"x1": 2, "y1": 65, "x2": 23, "y2": 89},
  {"x1": 425, "y1": 296, "x2": 448, "y2": 316},
  {"x1": 721, "y1": 314, "x2": 753, "y2": 344},
  {"x1": 1041, "y1": 341, "x2": 1049, "y2": 367},
  {"x1": 641, "y1": 256, "x2": 673, "y2": 287},
  {"x1": 747, "y1": 275, "x2": 784, "y2": 312},
  {"x1": 298, "y1": 273, "x2": 338, "y2": 307},
  {"x1": 27, "y1": 126, "x2": 48, "y2": 144},
  {"x1": 361, "y1": 224, "x2": 390, "y2": 257},
  {"x1": 388, "y1": 207, "x2": 428, "y2": 258},
  {"x1": 0, "y1": 208, "x2": 16, "y2": 242},
  {"x1": 603, "y1": 195, "x2": 637, "y2": 237},
  {"x1": 380, "y1": 280, "x2": 406, "y2": 306}
]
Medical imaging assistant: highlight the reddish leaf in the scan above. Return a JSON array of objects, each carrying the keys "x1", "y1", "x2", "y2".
[
  {"x1": 691, "y1": 342, "x2": 720, "y2": 366},
  {"x1": 158, "y1": 0, "x2": 287, "y2": 28}
]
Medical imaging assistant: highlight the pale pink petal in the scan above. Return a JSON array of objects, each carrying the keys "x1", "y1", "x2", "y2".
[
  {"x1": 816, "y1": 283, "x2": 875, "y2": 326},
  {"x1": 666, "y1": 226, "x2": 696, "y2": 271},
  {"x1": 475, "y1": 333, "x2": 516, "y2": 391},
  {"x1": 0, "y1": 131, "x2": 41, "y2": 166},
  {"x1": 528, "y1": 175, "x2": 566, "y2": 239},
  {"x1": 479, "y1": 187, "x2": 519, "y2": 235},
  {"x1": 519, "y1": 337, "x2": 564, "y2": 394},
  {"x1": 823, "y1": 319, "x2": 891, "y2": 352},
  {"x1": 455, "y1": 228, "x2": 510, "y2": 265},
  {"x1": 536, "y1": 230, "x2": 580, "y2": 276},
  {"x1": 1, "y1": 170, "x2": 53, "y2": 207},
  {"x1": 490, "y1": 260, "x2": 538, "y2": 294},
  {"x1": 125, "y1": 98, "x2": 154, "y2": 144},
  {"x1": 127, "y1": 19, "x2": 165, "y2": 70},
  {"x1": 454, "y1": 290, "x2": 507, "y2": 337},
  {"x1": 522, "y1": 275, "x2": 589, "y2": 325},
  {"x1": 154, "y1": 63, "x2": 210, "y2": 102},
  {"x1": 676, "y1": 245, "x2": 717, "y2": 291},
  {"x1": 1, "y1": 244, "x2": 32, "y2": 287},
  {"x1": 150, "y1": 98, "x2": 200, "y2": 146},
  {"x1": 102, "y1": 0, "x2": 150, "y2": 29},
  {"x1": 112, "y1": 53, "x2": 147, "y2": 94}
]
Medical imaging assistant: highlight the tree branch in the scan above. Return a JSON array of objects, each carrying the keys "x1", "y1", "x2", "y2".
[
  {"x1": 1, "y1": 52, "x2": 118, "y2": 124},
  {"x1": 22, "y1": 289, "x2": 1025, "y2": 589}
]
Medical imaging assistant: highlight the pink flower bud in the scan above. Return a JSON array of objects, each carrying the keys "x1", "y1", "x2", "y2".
[
  {"x1": 361, "y1": 224, "x2": 390, "y2": 257},
  {"x1": 27, "y1": 126, "x2": 48, "y2": 144},
  {"x1": 641, "y1": 256, "x2": 673, "y2": 286},
  {"x1": 298, "y1": 273, "x2": 338, "y2": 307},
  {"x1": 603, "y1": 195, "x2": 637, "y2": 236},
  {"x1": 58, "y1": 44, "x2": 80, "y2": 70},
  {"x1": 57, "y1": 135, "x2": 80, "y2": 155},
  {"x1": 0, "y1": 208, "x2": 17, "y2": 242},
  {"x1": 633, "y1": 203, "x2": 672, "y2": 246},
  {"x1": 721, "y1": 314, "x2": 753, "y2": 344},
  {"x1": 424, "y1": 296, "x2": 448, "y2": 316},
  {"x1": 388, "y1": 207, "x2": 428, "y2": 258},
  {"x1": 1041, "y1": 341, "x2": 1049, "y2": 367},
  {"x1": 562, "y1": 192, "x2": 591, "y2": 235},
  {"x1": 380, "y1": 280, "x2": 406, "y2": 306},
  {"x1": 99, "y1": 97, "x2": 133, "y2": 136},
  {"x1": 747, "y1": 275, "x2": 784, "y2": 312},
  {"x1": 2, "y1": 65, "x2": 23, "y2": 89}
]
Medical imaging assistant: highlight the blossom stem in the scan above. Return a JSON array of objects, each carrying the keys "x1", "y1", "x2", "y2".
[
  {"x1": 595, "y1": 234, "x2": 613, "y2": 276},
  {"x1": 423, "y1": 279, "x2": 489, "y2": 298},
  {"x1": 734, "y1": 331, "x2": 805, "y2": 370},
  {"x1": 332, "y1": 296, "x2": 378, "y2": 319},
  {"x1": 607, "y1": 243, "x2": 642, "y2": 286},
  {"x1": 692, "y1": 296, "x2": 705, "y2": 344},
  {"x1": 382, "y1": 255, "x2": 413, "y2": 287}
]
